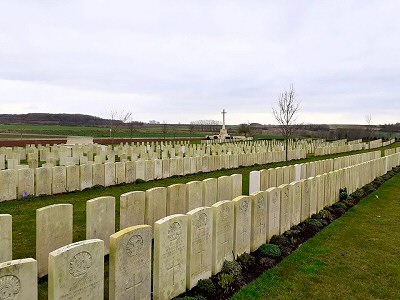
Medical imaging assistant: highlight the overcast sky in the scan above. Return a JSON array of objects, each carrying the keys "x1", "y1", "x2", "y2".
[{"x1": 1, "y1": 1, "x2": 399, "y2": 125}]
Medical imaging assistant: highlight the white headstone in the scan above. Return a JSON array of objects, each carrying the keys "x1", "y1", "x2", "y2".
[
  {"x1": 48, "y1": 239, "x2": 104, "y2": 300},
  {"x1": 120, "y1": 191, "x2": 145, "y2": 230},
  {"x1": 233, "y1": 196, "x2": 251, "y2": 257},
  {"x1": 0, "y1": 214, "x2": 12, "y2": 263}
]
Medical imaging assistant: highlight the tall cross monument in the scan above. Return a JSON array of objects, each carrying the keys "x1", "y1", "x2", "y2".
[{"x1": 219, "y1": 109, "x2": 229, "y2": 138}]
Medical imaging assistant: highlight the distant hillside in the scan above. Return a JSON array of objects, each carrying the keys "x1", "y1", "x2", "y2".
[{"x1": 0, "y1": 113, "x2": 120, "y2": 126}]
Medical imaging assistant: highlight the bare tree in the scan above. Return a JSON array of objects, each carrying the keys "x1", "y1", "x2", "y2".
[
  {"x1": 365, "y1": 114, "x2": 372, "y2": 147},
  {"x1": 237, "y1": 123, "x2": 251, "y2": 137},
  {"x1": 109, "y1": 110, "x2": 133, "y2": 138},
  {"x1": 272, "y1": 85, "x2": 300, "y2": 161}
]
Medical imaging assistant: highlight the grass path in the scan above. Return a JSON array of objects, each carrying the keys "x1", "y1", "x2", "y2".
[{"x1": 232, "y1": 172, "x2": 400, "y2": 300}]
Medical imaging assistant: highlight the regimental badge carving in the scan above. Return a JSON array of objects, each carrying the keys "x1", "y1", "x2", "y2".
[
  {"x1": 126, "y1": 235, "x2": 144, "y2": 257},
  {"x1": 69, "y1": 251, "x2": 93, "y2": 277},
  {"x1": 239, "y1": 200, "x2": 249, "y2": 212},
  {"x1": 0, "y1": 275, "x2": 20, "y2": 300},
  {"x1": 257, "y1": 196, "x2": 265, "y2": 209},
  {"x1": 220, "y1": 206, "x2": 230, "y2": 220},
  {"x1": 196, "y1": 213, "x2": 208, "y2": 228},
  {"x1": 168, "y1": 222, "x2": 182, "y2": 241}
]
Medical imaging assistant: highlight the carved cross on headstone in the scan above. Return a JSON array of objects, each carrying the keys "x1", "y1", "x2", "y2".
[{"x1": 126, "y1": 273, "x2": 143, "y2": 299}]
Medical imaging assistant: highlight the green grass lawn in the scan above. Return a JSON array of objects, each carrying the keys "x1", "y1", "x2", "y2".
[{"x1": 232, "y1": 172, "x2": 400, "y2": 300}]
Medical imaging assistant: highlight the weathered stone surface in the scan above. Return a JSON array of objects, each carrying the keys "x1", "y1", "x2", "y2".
[
  {"x1": 260, "y1": 169, "x2": 269, "y2": 191},
  {"x1": 135, "y1": 160, "x2": 145, "y2": 181},
  {"x1": 0, "y1": 258, "x2": 37, "y2": 300},
  {"x1": 308, "y1": 177, "x2": 317, "y2": 216},
  {"x1": 217, "y1": 176, "x2": 232, "y2": 201},
  {"x1": 48, "y1": 239, "x2": 104, "y2": 300},
  {"x1": 115, "y1": 162, "x2": 126, "y2": 184},
  {"x1": 145, "y1": 187, "x2": 167, "y2": 226},
  {"x1": 186, "y1": 181, "x2": 204, "y2": 211},
  {"x1": 125, "y1": 161, "x2": 136, "y2": 183},
  {"x1": 153, "y1": 214, "x2": 188, "y2": 300},
  {"x1": 86, "y1": 196, "x2": 116, "y2": 255},
  {"x1": 250, "y1": 191, "x2": 267, "y2": 251},
  {"x1": 92, "y1": 163, "x2": 105, "y2": 186},
  {"x1": 35, "y1": 167, "x2": 52, "y2": 196},
  {"x1": 109, "y1": 225, "x2": 152, "y2": 300},
  {"x1": 233, "y1": 196, "x2": 251, "y2": 257},
  {"x1": 300, "y1": 179, "x2": 310, "y2": 221},
  {"x1": 186, "y1": 207, "x2": 213, "y2": 289},
  {"x1": 120, "y1": 191, "x2": 145, "y2": 230},
  {"x1": 80, "y1": 164, "x2": 93, "y2": 190},
  {"x1": 105, "y1": 162, "x2": 116, "y2": 186},
  {"x1": 278, "y1": 184, "x2": 291, "y2": 234},
  {"x1": 66, "y1": 165, "x2": 80, "y2": 192},
  {"x1": 0, "y1": 214, "x2": 12, "y2": 263},
  {"x1": 231, "y1": 174, "x2": 243, "y2": 198},
  {"x1": 52, "y1": 166, "x2": 67, "y2": 194},
  {"x1": 266, "y1": 187, "x2": 280, "y2": 241},
  {"x1": 36, "y1": 204, "x2": 73, "y2": 277},
  {"x1": 203, "y1": 178, "x2": 218, "y2": 207},
  {"x1": 212, "y1": 200, "x2": 234, "y2": 274},
  {"x1": 167, "y1": 184, "x2": 187, "y2": 215},
  {"x1": 17, "y1": 168, "x2": 34, "y2": 198}
]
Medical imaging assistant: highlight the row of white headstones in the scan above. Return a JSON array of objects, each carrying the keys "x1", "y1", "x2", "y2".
[
  {"x1": 0, "y1": 148, "x2": 306, "y2": 201},
  {"x1": 1, "y1": 151, "x2": 399, "y2": 299}
]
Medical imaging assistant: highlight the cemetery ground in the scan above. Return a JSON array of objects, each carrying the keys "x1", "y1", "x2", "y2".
[
  {"x1": 0, "y1": 142, "x2": 398, "y2": 299},
  {"x1": 232, "y1": 170, "x2": 400, "y2": 300}
]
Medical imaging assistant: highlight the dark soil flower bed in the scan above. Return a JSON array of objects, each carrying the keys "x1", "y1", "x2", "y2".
[{"x1": 175, "y1": 165, "x2": 400, "y2": 300}]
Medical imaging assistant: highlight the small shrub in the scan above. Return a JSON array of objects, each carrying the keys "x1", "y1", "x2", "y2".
[
  {"x1": 351, "y1": 189, "x2": 364, "y2": 200},
  {"x1": 364, "y1": 183, "x2": 376, "y2": 194},
  {"x1": 176, "y1": 297, "x2": 206, "y2": 300},
  {"x1": 135, "y1": 178, "x2": 145, "y2": 184},
  {"x1": 333, "y1": 202, "x2": 348, "y2": 210},
  {"x1": 237, "y1": 252, "x2": 255, "y2": 269},
  {"x1": 269, "y1": 235, "x2": 291, "y2": 247},
  {"x1": 305, "y1": 218, "x2": 324, "y2": 228},
  {"x1": 221, "y1": 260, "x2": 242, "y2": 277},
  {"x1": 316, "y1": 209, "x2": 333, "y2": 221},
  {"x1": 339, "y1": 187, "x2": 348, "y2": 201},
  {"x1": 218, "y1": 273, "x2": 235, "y2": 293},
  {"x1": 197, "y1": 279, "x2": 216, "y2": 296},
  {"x1": 260, "y1": 257, "x2": 276, "y2": 268},
  {"x1": 259, "y1": 243, "x2": 282, "y2": 258}
]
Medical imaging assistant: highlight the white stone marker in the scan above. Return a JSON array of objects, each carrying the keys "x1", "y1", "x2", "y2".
[
  {"x1": 0, "y1": 170, "x2": 17, "y2": 201},
  {"x1": 120, "y1": 191, "x2": 145, "y2": 230},
  {"x1": 0, "y1": 214, "x2": 12, "y2": 263},
  {"x1": 125, "y1": 161, "x2": 136, "y2": 183},
  {"x1": 105, "y1": 162, "x2": 116, "y2": 186},
  {"x1": 266, "y1": 187, "x2": 281, "y2": 241},
  {"x1": 186, "y1": 181, "x2": 204, "y2": 211},
  {"x1": 66, "y1": 165, "x2": 80, "y2": 192},
  {"x1": 36, "y1": 204, "x2": 73, "y2": 277},
  {"x1": 211, "y1": 200, "x2": 234, "y2": 274},
  {"x1": 300, "y1": 179, "x2": 310, "y2": 221},
  {"x1": 231, "y1": 174, "x2": 243, "y2": 199},
  {"x1": 110, "y1": 225, "x2": 152, "y2": 300},
  {"x1": 260, "y1": 169, "x2": 269, "y2": 191},
  {"x1": 115, "y1": 162, "x2": 126, "y2": 184},
  {"x1": 309, "y1": 177, "x2": 317, "y2": 216},
  {"x1": 249, "y1": 170, "x2": 261, "y2": 195},
  {"x1": 80, "y1": 164, "x2": 93, "y2": 190},
  {"x1": 153, "y1": 214, "x2": 188, "y2": 300},
  {"x1": 167, "y1": 184, "x2": 187, "y2": 215},
  {"x1": 17, "y1": 168, "x2": 34, "y2": 198},
  {"x1": 217, "y1": 176, "x2": 232, "y2": 201},
  {"x1": 316, "y1": 175, "x2": 324, "y2": 212},
  {"x1": 135, "y1": 160, "x2": 145, "y2": 181},
  {"x1": 86, "y1": 196, "x2": 115, "y2": 255},
  {"x1": 278, "y1": 184, "x2": 291, "y2": 234},
  {"x1": 0, "y1": 258, "x2": 37, "y2": 300},
  {"x1": 145, "y1": 187, "x2": 167, "y2": 226},
  {"x1": 92, "y1": 163, "x2": 105, "y2": 186},
  {"x1": 186, "y1": 207, "x2": 213, "y2": 289},
  {"x1": 250, "y1": 191, "x2": 268, "y2": 251},
  {"x1": 233, "y1": 196, "x2": 251, "y2": 257},
  {"x1": 48, "y1": 239, "x2": 104, "y2": 300},
  {"x1": 52, "y1": 166, "x2": 67, "y2": 194},
  {"x1": 203, "y1": 178, "x2": 218, "y2": 206}
]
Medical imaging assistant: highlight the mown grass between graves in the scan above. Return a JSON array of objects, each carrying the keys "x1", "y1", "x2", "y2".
[
  {"x1": 0, "y1": 142, "x2": 398, "y2": 299},
  {"x1": 231, "y1": 171, "x2": 400, "y2": 300}
]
